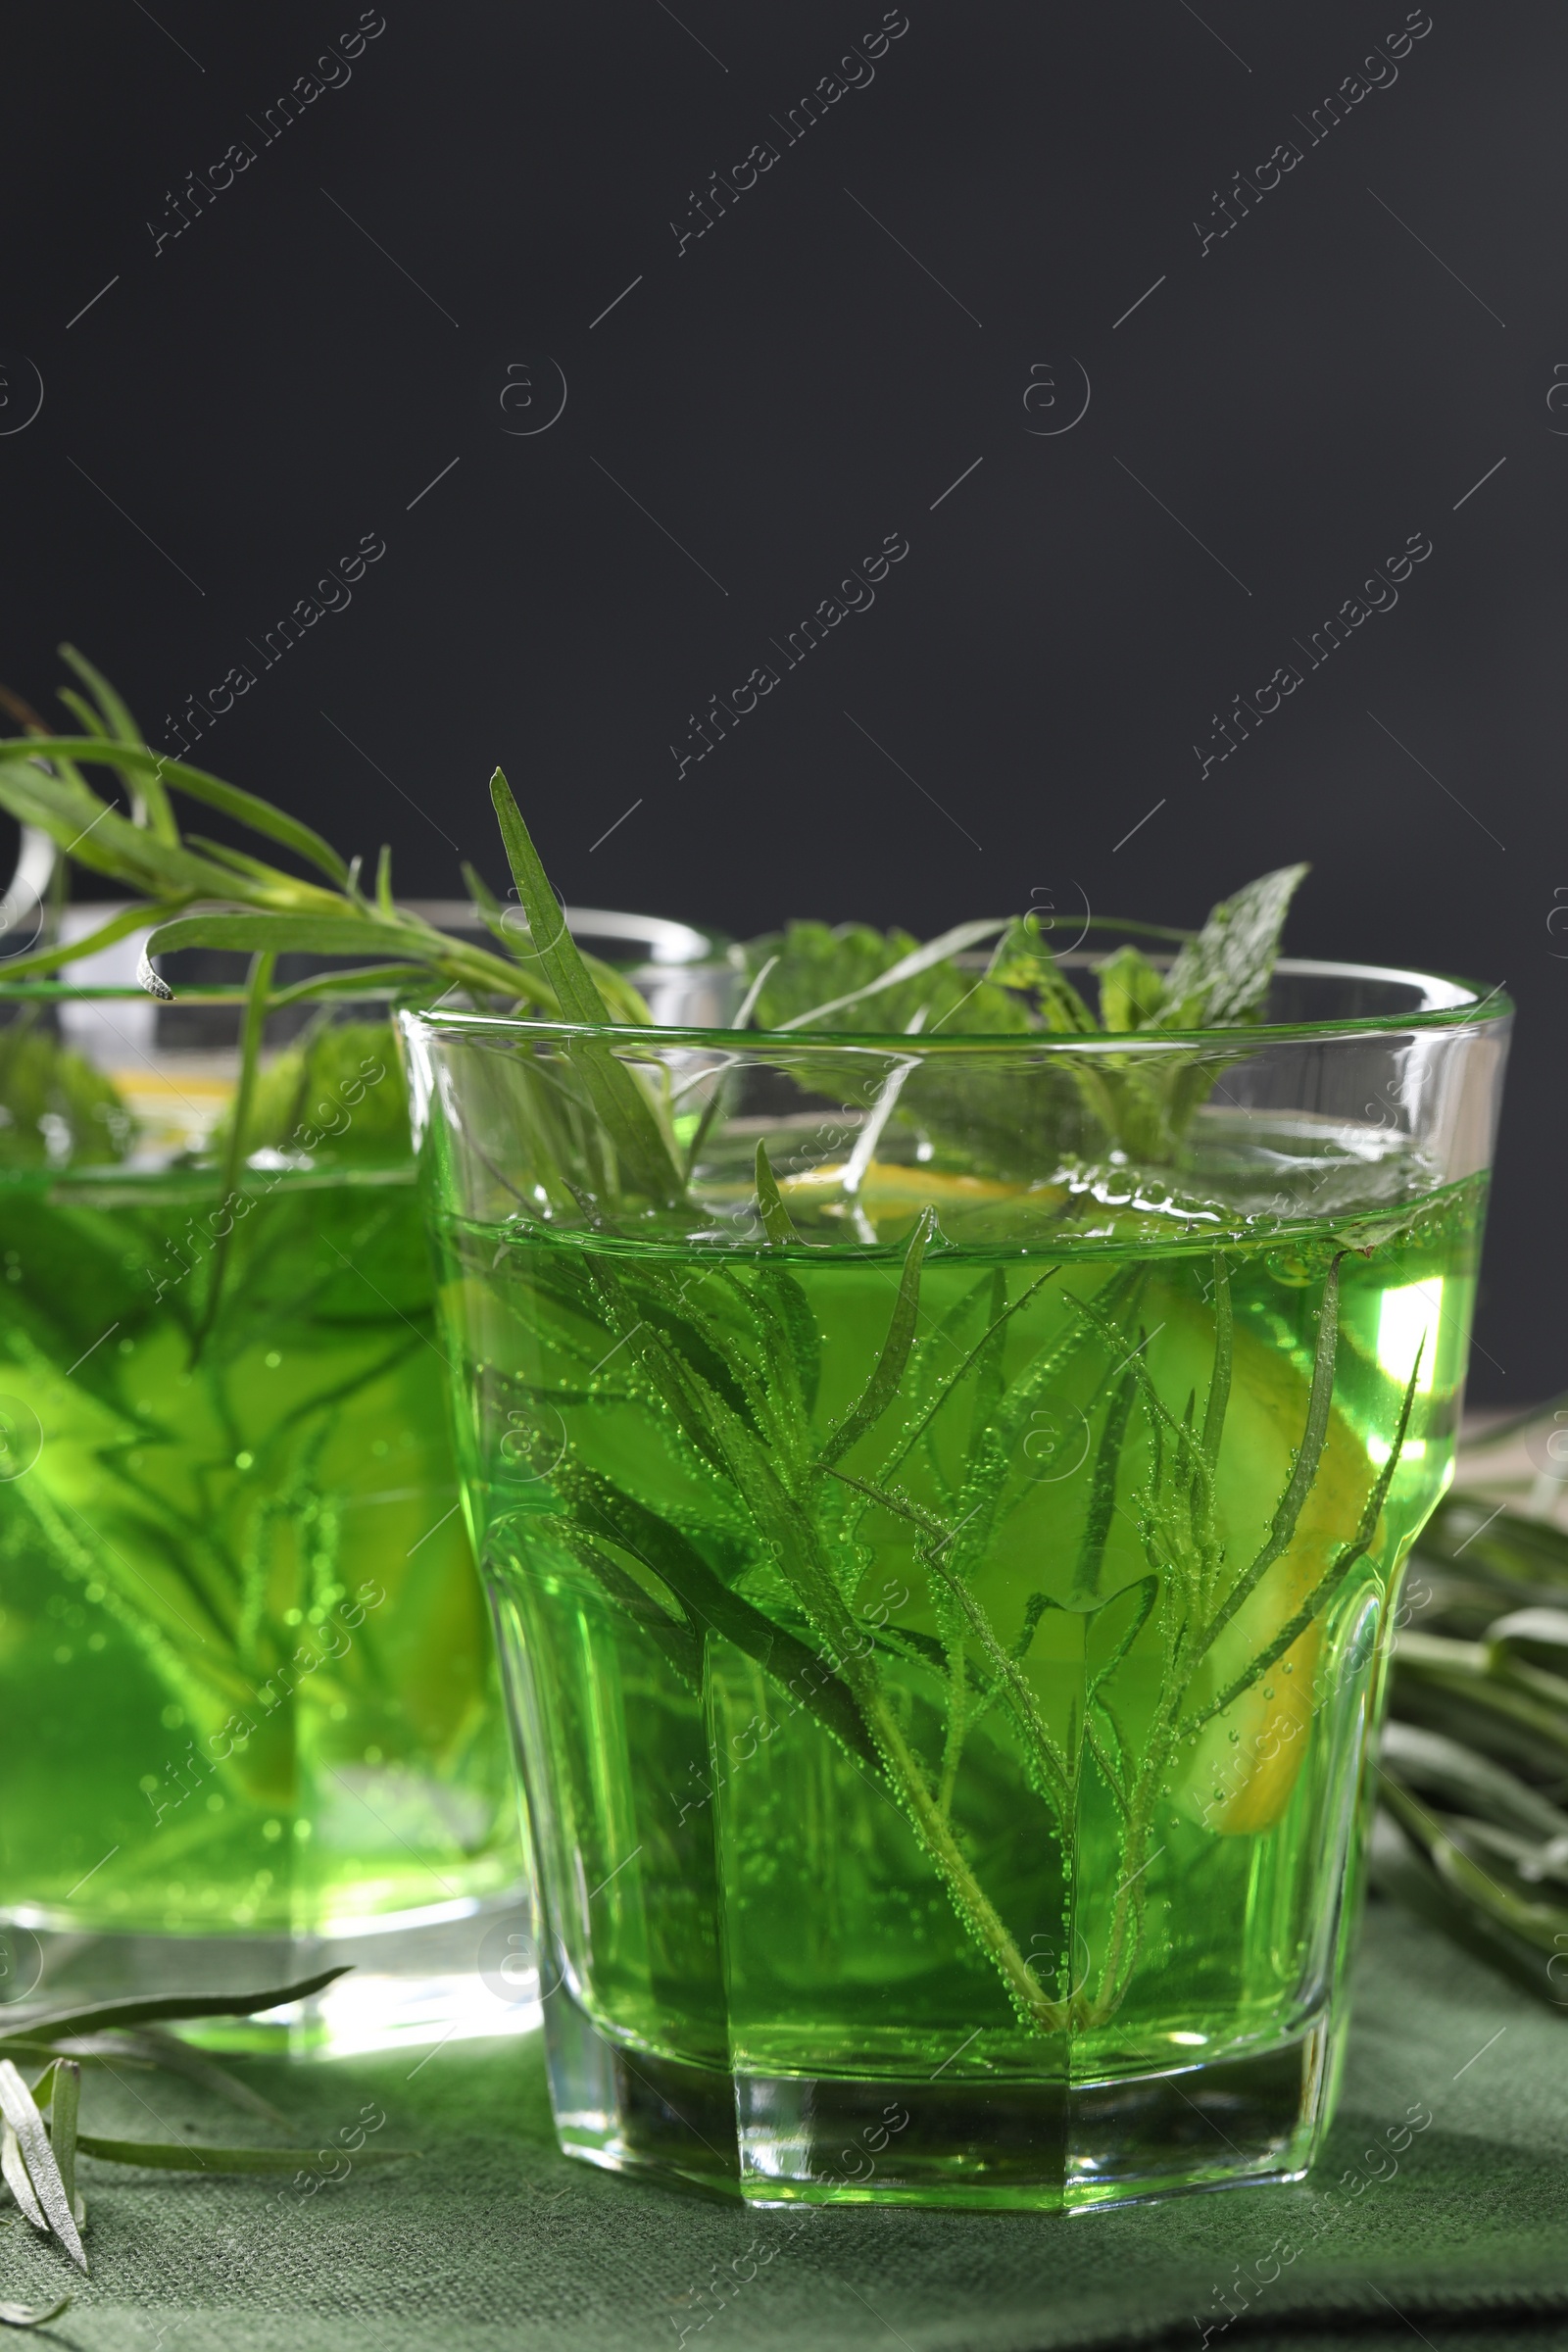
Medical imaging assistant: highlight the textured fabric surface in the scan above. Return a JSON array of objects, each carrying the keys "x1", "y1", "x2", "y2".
[{"x1": 8, "y1": 1898, "x2": 1567, "y2": 2351}]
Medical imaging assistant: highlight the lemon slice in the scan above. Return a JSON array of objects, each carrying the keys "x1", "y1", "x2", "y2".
[
  {"x1": 778, "y1": 1158, "x2": 1057, "y2": 1209},
  {"x1": 1144, "y1": 1286, "x2": 1379, "y2": 1836}
]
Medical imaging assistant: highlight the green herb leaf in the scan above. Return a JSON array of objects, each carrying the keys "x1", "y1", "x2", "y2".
[
  {"x1": 0, "y1": 739, "x2": 349, "y2": 889},
  {"x1": 73, "y1": 2133, "x2": 416, "y2": 2175},
  {"x1": 776, "y1": 918, "x2": 1011, "y2": 1031},
  {"x1": 1070, "y1": 1365, "x2": 1137, "y2": 1602},
  {"x1": 754, "y1": 1142, "x2": 801, "y2": 1247},
  {"x1": 489, "y1": 768, "x2": 684, "y2": 1206},
  {"x1": 462, "y1": 858, "x2": 505, "y2": 923},
  {"x1": 0, "y1": 2062, "x2": 85, "y2": 2271},
  {"x1": 0, "y1": 2123, "x2": 45, "y2": 2232},
  {"x1": 1200, "y1": 1252, "x2": 1233, "y2": 1472},
  {"x1": 0, "y1": 752, "x2": 264, "y2": 905},
  {"x1": 817, "y1": 1208, "x2": 934, "y2": 1469},
  {"x1": 141, "y1": 911, "x2": 414, "y2": 970},
  {"x1": 192, "y1": 949, "x2": 274, "y2": 1348},
  {"x1": 268, "y1": 963, "x2": 432, "y2": 1008},
  {"x1": 1381, "y1": 1720, "x2": 1568, "y2": 1843},
  {"x1": 46, "y1": 2061, "x2": 76, "y2": 2228},
  {"x1": 1155, "y1": 863, "x2": 1309, "y2": 1027},
  {"x1": 0, "y1": 2295, "x2": 71, "y2": 2329},
  {"x1": 59, "y1": 643, "x2": 178, "y2": 844},
  {"x1": 1095, "y1": 943, "x2": 1166, "y2": 1033},
  {"x1": 0, "y1": 1966, "x2": 351, "y2": 2043},
  {"x1": 0, "y1": 900, "x2": 168, "y2": 982}
]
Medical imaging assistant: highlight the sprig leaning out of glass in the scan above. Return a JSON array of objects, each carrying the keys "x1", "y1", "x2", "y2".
[
  {"x1": 403, "y1": 786, "x2": 1508, "y2": 2210},
  {"x1": 0, "y1": 652, "x2": 698, "y2": 2050}
]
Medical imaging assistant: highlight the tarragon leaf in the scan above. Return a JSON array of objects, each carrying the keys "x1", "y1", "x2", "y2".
[
  {"x1": 462, "y1": 858, "x2": 506, "y2": 933},
  {"x1": 73, "y1": 2134, "x2": 416, "y2": 2174},
  {"x1": 0, "y1": 1965, "x2": 350, "y2": 2042},
  {"x1": 44, "y1": 2062, "x2": 78, "y2": 2230},
  {"x1": 269, "y1": 963, "x2": 432, "y2": 1008},
  {"x1": 0, "y1": 899, "x2": 170, "y2": 982},
  {"x1": 0, "y1": 2295, "x2": 71, "y2": 2329},
  {"x1": 1070, "y1": 1365, "x2": 1138, "y2": 1602},
  {"x1": 877, "y1": 1267, "x2": 1059, "y2": 1484},
  {"x1": 193, "y1": 948, "x2": 273, "y2": 1344},
  {"x1": 50, "y1": 2034, "x2": 288, "y2": 2131},
  {"x1": 1381, "y1": 1721, "x2": 1568, "y2": 1844},
  {"x1": 557, "y1": 1465, "x2": 880, "y2": 1771},
  {"x1": 1, "y1": 738, "x2": 349, "y2": 887},
  {"x1": 0, "y1": 755, "x2": 269, "y2": 905},
  {"x1": 1200, "y1": 1252, "x2": 1233, "y2": 1472},
  {"x1": 184, "y1": 835, "x2": 308, "y2": 887},
  {"x1": 59, "y1": 642, "x2": 178, "y2": 844},
  {"x1": 0, "y1": 2062, "x2": 85, "y2": 2270},
  {"x1": 817, "y1": 1208, "x2": 935, "y2": 1469},
  {"x1": 141, "y1": 911, "x2": 416, "y2": 972},
  {"x1": 0, "y1": 2125, "x2": 44, "y2": 2231},
  {"x1": 490, "y1": 769, "x2": 684, "y2": 1206},
  {"x1": 754, "y1": 1142, "x2": 801, "y2": 1247}
]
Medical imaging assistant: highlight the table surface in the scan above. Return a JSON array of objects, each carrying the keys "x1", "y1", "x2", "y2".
[{"x1": 8, "y1": 1896, "x2": 1568, "y2": 2352}]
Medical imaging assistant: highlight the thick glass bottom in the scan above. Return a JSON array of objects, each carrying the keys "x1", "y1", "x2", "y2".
[
  {"x1": 542, "y1": 1984, "x2": 1329, "y2": 2211},
  {"x1": 1, "y1": 1889, "x2": 540, "y2": 2058}
]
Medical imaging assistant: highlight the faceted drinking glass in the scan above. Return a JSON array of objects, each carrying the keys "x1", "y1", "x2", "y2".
[{"x1": 403, "y1": 956, "x2": 1508, "y2": 2204}]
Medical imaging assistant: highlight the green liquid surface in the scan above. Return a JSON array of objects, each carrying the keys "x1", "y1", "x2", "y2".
[
  {"x1": 0, "y1": 1166, "x2": 519, "y2": 1936},
  {"x1": 438, "y1": 1178, "x2": 1481, "y2": 2090}
]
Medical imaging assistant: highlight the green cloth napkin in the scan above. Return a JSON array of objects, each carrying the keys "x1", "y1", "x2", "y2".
[{"x1": 10, "y1": 1898, "x2": 1568, "y2": 2351}]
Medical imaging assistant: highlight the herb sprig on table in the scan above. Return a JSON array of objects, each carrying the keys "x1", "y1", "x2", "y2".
[
  {"x1": 0, "y1": 1967, "x2": 415, "y2": 2325},
  {"x1": 1375, "y1": 1418, "x2": 1568, "y2": 2014}
]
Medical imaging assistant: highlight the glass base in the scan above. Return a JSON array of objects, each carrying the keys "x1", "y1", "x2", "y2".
[
  {"x1": 544, "y1": 1984, "x2": 740, "y2": 2193},
  {"x1": 0, "y1": 1889, "x2": 540, "y2": 2058},
  {"x1": 543, "y1": 1985, "x2": 1329, "y2": 2211}
]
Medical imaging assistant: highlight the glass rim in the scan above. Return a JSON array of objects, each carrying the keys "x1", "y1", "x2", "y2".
[
  {"x1": 0, "y1": 901, "x2": 725, "y2": 1006},
  {"x1": 400, "y1": 956, "x2": 1512, "y2": 1055}
]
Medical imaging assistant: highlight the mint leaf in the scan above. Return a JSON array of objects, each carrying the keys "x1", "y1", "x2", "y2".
[
  {"x1": 986, "y1": 914, "x2": 1097, "y2": 1034},
  {"x1": 220, "y1": 1018, "x2": 409, "y2": 1166},
  {"x1": 1156, "y1": 863, "x2": 1309, "y2": 1028},
  {"x1": 744, "y1": 920, "x2": 1028, "y2": 1038},
  {"x1": 0, "y1": 1027, "x2": 130, "y2": 1170},
  {"x1": 1095, "y1": 944, "x2": 1165, "y2": 1033}
]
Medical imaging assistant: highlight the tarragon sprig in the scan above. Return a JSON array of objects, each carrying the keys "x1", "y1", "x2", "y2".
[
  {"x1": 0, "y1": 648, "x2": 652, "y2": 1025},
  {"x1": 0, "y1": 1966, "x2": 416, "y2": 2321}
]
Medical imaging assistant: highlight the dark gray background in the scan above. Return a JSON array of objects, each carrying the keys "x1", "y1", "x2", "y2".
[{"x1": 0, "y1": 2, "x2": 1554, "y2": 1400}]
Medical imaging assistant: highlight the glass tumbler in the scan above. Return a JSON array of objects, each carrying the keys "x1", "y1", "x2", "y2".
[{"x1": 403, "y1": 954, "x2": 1507, "y2": 2203}]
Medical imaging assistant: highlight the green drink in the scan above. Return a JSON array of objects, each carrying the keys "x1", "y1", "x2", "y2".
[
  {"x1": 0, "y1": 992, "x2": 524, "y2": 2044},
  {"x1": 405, "y1": 931, "x2": 1509, "y2": 2208}
]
